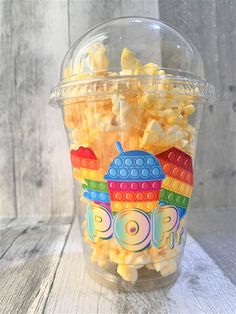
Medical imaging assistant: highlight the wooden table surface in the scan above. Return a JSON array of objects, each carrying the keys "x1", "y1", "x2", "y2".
[{"x1": 0, "y1": 208, "x2": 235, "y2": 314}]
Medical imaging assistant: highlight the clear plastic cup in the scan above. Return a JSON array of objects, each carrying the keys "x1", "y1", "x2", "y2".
[{"x1": 49, "y1": 17, "x2": 214, "y2": 291}]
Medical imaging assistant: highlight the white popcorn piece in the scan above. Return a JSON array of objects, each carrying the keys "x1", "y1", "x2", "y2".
[
  {"x1": 154, "y1": 262, "x2": 161, "y2": 272},
  {"x1": 88, "y1": 43, "x2": 109, "y2": 73},
  {"x1": 111, "y1": 94, "x2": 143, "y2": 130},
  {"x1": 162, "y1": 125, "x2": 185, "y2": 146},
  {"x1": 132, "y1": 254, "x2": 151, "y2": 269},
  {"x1": 160, "y1": 260, "x2": 178, "y2": 277},
  {"x1": 146, "y1": 263, "x2": 155, "y2": 270}
]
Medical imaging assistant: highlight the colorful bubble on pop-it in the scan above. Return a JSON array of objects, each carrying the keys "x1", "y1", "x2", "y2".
[
  {"x1": 156, "y1": 147, "x2": 193, "y2": 214},
  {"x1": 156, "y1": 147, "x2": 193, "y2": 178},
  {"x1": 159, "y1": 188, "x2": 189, "y2": 209},
  {"x1": 161, "y1": 177, "x2": 192, "y2": 197},
  {"x1": 84, "y1": 179, "x2": 108, "y2": 192},
  {"x1": 106, "y1": 142, "x2": 165, "y2": 213},
  {"x1": 111, "y1": 201, "x2": 159, "y2": 212},
  {"x1": 84, "y1": 189, "x2": 110, "y2": 203},
  {"x1": 159, "y1": 201, "x2": 187, "y2": 219},
  {"x1": 71, "y1": 146, "x2": 110, "y2": 207},
  {"x1": 109, "y1": 190, "x2": 160, "y2": 202},
  {"x1": 71, "y1": 146, "x2": 99, "y2": 170},
  {"x1": 159, "y1": 161, "x2": 193, "y2": 185},
  {"x1": 73, "y1": 168, "x2": 105, "y2": 181},
  {"x1": 105, "y1": 142, "x2": 165, "y2": 182},
  {"x1": 108, "y1": 180, "x2": 162, "y2": 192}
]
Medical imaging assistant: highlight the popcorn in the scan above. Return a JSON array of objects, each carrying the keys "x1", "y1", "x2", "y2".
[
  {"x1": 159, "y1": 260, "x2": 177, "y2": 277},
  {"x1": 143, "y1": 63, "x2": 159, "y2": 75},
  {"x1": 140, "y1": 94, "x2": 164, "y2": 111},
  {"x1": 109, "y1": 248, "x2": 120, "y2": 263},
  {"x1": 140, "y1": 120, "x2": 164, "y2": 148},
  {"x1": 111, "y1": 94, "x2": 143, "y2": 130},
  {"x1": 117, "y1": 264, "x2": 138, "y2": 282},
  {"x1": 154, "y1": 262, "x2": 161, "y2": 272},
  {"x1": 181, "y1": 104, "x2": 195, "y2": 117},
  {"x1": 121, "y1": 48, "x2": 142, "y2": 71},
  {"x1": 88, "y1": 43, "x2": 109, "y2": 75}
]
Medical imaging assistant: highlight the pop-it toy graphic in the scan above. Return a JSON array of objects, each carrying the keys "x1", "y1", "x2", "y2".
[
  {"x1": 71, "y1": 146, "x2": 110, "y2": 209},
  {"x1": 105, "y1": 142, "x2": 165, "y2": 213},
  {"x1": 156, "y1": 147, "x2": 194, "y2": 219}
]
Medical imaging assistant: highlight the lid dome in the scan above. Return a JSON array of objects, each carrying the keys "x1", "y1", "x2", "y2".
[
  {"x1": 62, "y1": 17, "x2": 204, "y2": 79},
  {"x1": 50, "y1": 17, "x2": 215, "y2": 105}
]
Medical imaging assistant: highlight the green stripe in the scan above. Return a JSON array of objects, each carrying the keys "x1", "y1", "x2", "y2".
[
  {"x1": 84, "y1": 179, "x2": 108, "y2": 192},
  {"x1": 159, "y1": 188, "x2": 189, "y2": 208}
]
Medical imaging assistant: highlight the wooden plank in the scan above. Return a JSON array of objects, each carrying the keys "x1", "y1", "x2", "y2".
[
  {"x1": 0, "y1": 220, "x2": 71, "y2": 313},
  {"x1": 0, "y1": 223, "x2": 28, "y2": 258},
  {"x1": 159, "y1": 0, "x2": 236, "y2": 210},
  {"x1": 7, "y1": 0, "x2": 74, "y2": 217},
  {"x1": 0, "y1": 1, "x2": 17, "y2": 218},
  {"x1": 0, "y1": 218, "x2": 15, "y2": 229},
  {"x1": 189, "y1": 207, "x2": 236, "y2": 285},
  {"x1": 45, "y1": 218, "x2": 236, "y2": 314},
  {"x1": 68, "y1": 0, "x2": 159, "y2": 44}
]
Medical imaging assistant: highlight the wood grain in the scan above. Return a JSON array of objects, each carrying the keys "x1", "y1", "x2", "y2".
[
  {"x1": 189, "y1": 206, "x2": 236, "y2": 285},
  {"x1": 0, "y1": 1, "x2": 17, "y2": 218},
  {"x1": 0, "y1": 0, "x2": 75, "y2": 217},
  {"x1": 159, "y1": 0, "x2": 236, "y2": 210},
  {"x1": 44, "y1": 218, "x2": 236, "y2": 314},
  {"x1": 0, "y1": 219, "x2": 71, "y2": 313}
]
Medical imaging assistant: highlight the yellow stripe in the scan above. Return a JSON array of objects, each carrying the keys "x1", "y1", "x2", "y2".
[
  {"x1": 73, "y1": 168, "x2": 105, "y2": 182},
  {"x1": 110, "y1": 201, "x2": 159, "y2": 212},
  {"x1": 161, "y1": 176, "x2": 192, "y2": 197}
]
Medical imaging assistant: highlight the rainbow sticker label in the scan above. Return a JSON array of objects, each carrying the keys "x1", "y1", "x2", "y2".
[{"x1": 71, "y1": 142, "x2": 194, "y2": 252}]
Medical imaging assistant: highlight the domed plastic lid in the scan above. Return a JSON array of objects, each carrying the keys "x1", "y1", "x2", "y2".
[
  {"x1": 49, "y1": 17, "x2": 215, "y2": 105},
  {"x1": 105, "y1": 142, "x2": 165, "y2": 182}
]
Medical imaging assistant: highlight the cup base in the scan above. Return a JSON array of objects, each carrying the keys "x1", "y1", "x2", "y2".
[{"x1": 85, "y1": 259, "x2": 180, "y2": 292}]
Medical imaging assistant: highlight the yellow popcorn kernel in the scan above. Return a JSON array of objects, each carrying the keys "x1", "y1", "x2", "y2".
[
  {"x1": 143, "y1": 63, "x2": 159, "y2": 75},
  {"x1": 109, "y1": 248, "x2": 120, "y2": 263},
  {"x1": 121, "y1": 48, "x2": 142, "y2": 70},
  {"x1": 140, "y1": 94, "x2": 164, "y2": 110},
  {"x1": 181, "y1": 104, "x2": 195, "y2": 116},
  {"x1": 158, "y1": 69, "x2": 166, "y2": 76},
  {"x1": 140, "y1": 120, "x2": 164, "y2": 148},
  {"x1": 118, "y1": 248, "x2": 128, "y2": 263},
  {"x1": 117, "y1": 264, "x2": 138, "y2": 282}
]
